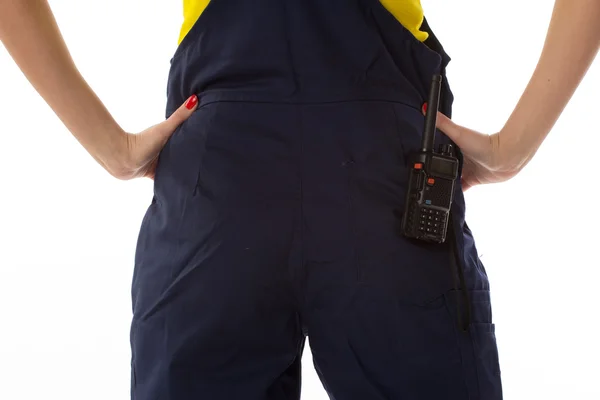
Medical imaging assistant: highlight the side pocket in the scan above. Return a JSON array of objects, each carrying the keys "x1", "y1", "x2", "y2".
[
  {"x1": 469, "y1": 290, "x2": 503, "y2": 399},
  {"x1": 191, "y1": 103, "x2": 219, "y2": 198},
  {"x1": 152, "y1": 123, "x2": 182, "y2": 186},
  {"x1": 153, "y1": 105, "x2": 214, "y2": 201},
  {"x1": 445, "y1": 290, "x2": 503, "y2": 400},
  {"x1": 470, "y1": 323, "x2": 503, "y2": 400},
  {"x1": 471, "y1": 323, "x2": 501, "y2": 376}
]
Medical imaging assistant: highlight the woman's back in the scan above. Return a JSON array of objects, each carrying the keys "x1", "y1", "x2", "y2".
[
  {"x1": 1, "y1": 1, "x2": 598, "y2": 399},
  {"x1": 177, "y1": 0, "x2": 429, "y2": 45}
]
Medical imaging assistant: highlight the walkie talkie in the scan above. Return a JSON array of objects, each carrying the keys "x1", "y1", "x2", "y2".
[{"x1": 401, "y1": 74, "x2": 459, "y2": 243}]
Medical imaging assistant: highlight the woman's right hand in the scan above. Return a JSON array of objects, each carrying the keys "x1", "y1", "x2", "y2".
[{"x1": 112, "y1": 95, "x2": 199, "y2": 180}]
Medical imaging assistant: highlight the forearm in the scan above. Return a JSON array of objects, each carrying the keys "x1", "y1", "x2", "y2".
[
  {"x1": 0, "y1": 0, "x2": 126, "y2": 172},
  {"x1": 502, "y1": 0, "x2": 600, "y2": 169}
]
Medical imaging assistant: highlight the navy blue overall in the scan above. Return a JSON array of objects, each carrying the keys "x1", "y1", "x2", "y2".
[{"x1": 131, "y1": 1, "x2": 503, "y2": 399}]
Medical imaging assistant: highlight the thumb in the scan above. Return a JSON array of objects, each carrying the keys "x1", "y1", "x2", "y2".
[
  {"x1": 422, "y1": 106, "x2": 487, "y2": 157},
  {"x1": 158, "y1": 94, "x2": 199, "y2": 136},
  {"x1": 432, "y1": 111, "x2": 467, "y2": 148}
]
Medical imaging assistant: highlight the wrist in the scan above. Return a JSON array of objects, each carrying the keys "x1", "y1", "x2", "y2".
[
  {"x1": 497, "y1": 124, "x2": 539, "y2": 173},
  {"x1": 97, "y1": 127, "x2": 132, "y2": 179}
]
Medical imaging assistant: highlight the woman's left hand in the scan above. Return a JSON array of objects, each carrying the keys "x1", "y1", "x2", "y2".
[{"x1": 430, "y1": 111, "x2": 525, "y2": 192}]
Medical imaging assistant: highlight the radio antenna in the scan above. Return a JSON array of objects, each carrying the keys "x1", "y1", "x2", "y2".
[{"x1": 421, "y1": 74, "x2": 442, "y2": 152}]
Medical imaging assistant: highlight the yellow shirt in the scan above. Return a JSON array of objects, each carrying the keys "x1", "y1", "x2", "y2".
[{"x1": 177, "y1": 0, "x2": 428, "y2": 45}]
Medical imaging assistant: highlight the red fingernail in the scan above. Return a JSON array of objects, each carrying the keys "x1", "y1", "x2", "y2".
[
  {"x1": 185, "y1": 95, "x2": 198, "y2": 110},
  {"x1": 422, "y1": 102, "x2": 428, "y2": 113}
]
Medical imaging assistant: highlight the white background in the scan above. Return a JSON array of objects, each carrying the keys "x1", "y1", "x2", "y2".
[{"x1": 0, "y1": 1, "x2": 598, "y2": 399}]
